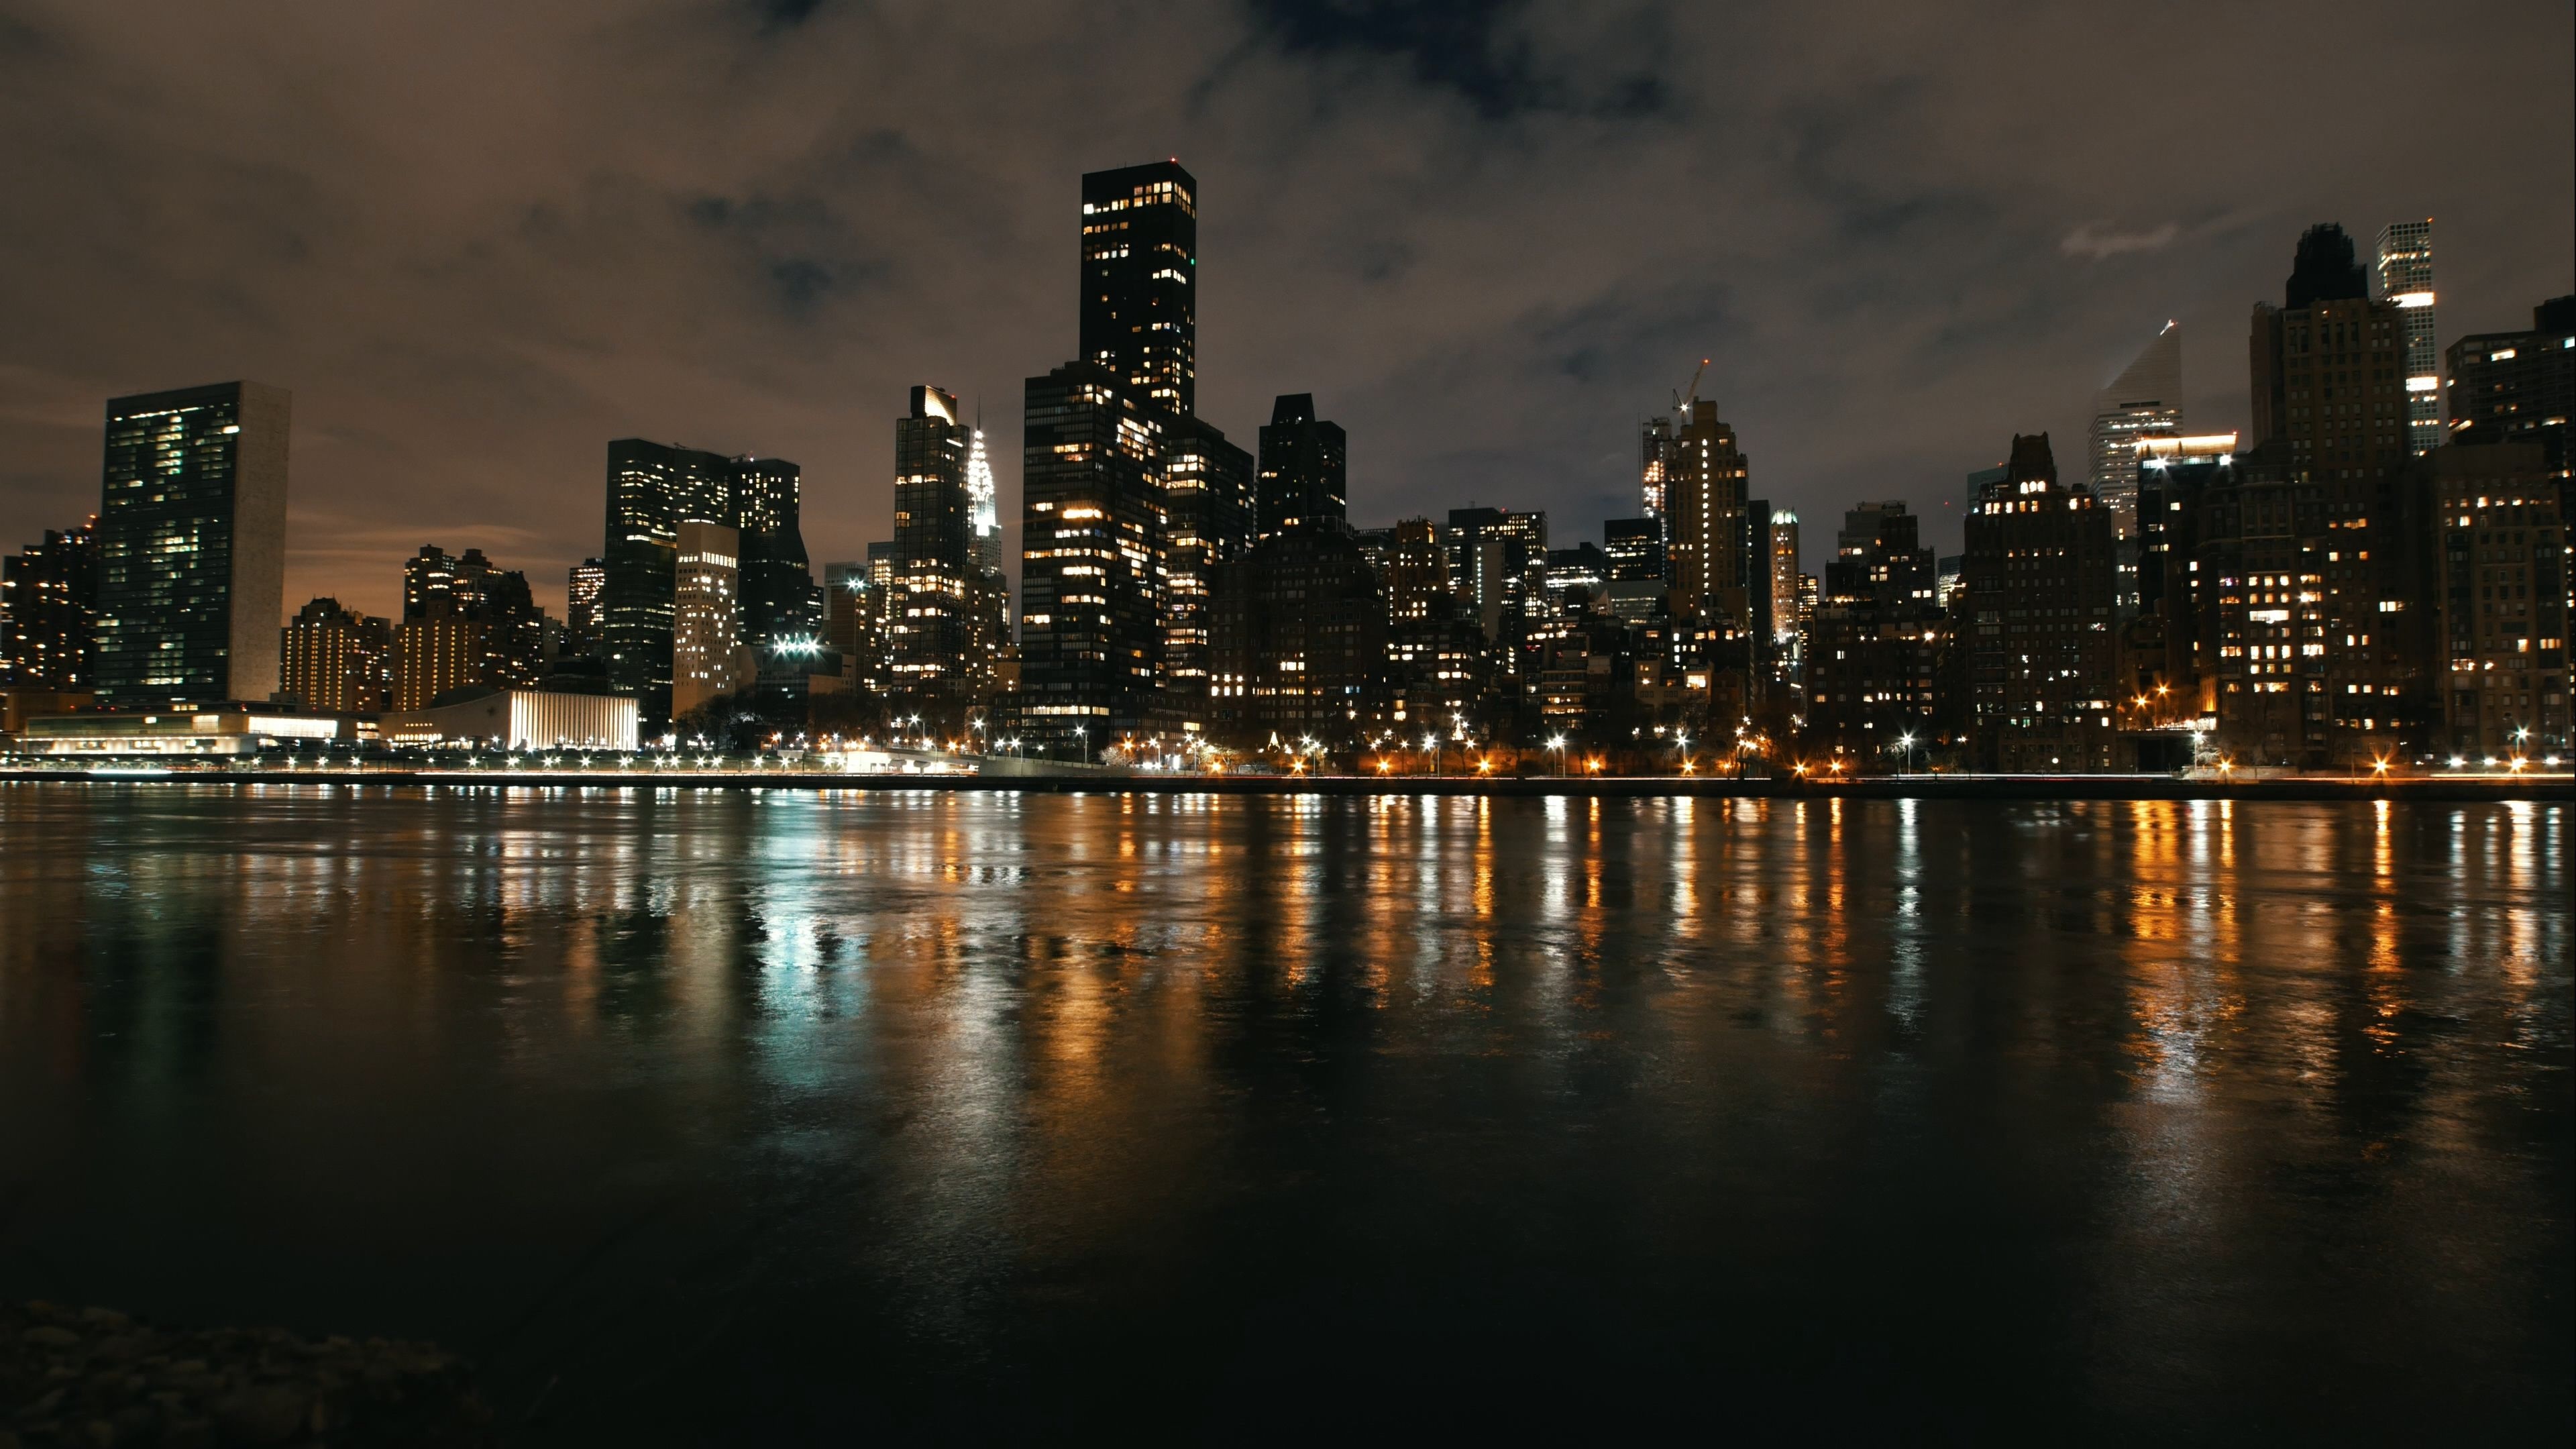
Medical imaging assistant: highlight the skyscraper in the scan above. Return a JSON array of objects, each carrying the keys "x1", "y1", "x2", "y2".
[
  {"x1": 1080, "y1": 161, "x2": 1196, "y2": 417},
  {"x1": 1663, "y1": 400, "x2": 1750, "y2": 621},
  {"x1": 1638, "y1": 415, "x2": 1676, "y2": 525},
  {"x1": 2447, "y1": 295, "x2": 2576, "y2": 495},
  {"x1": 1767, "y1": 510, "x2": 1801, "y2": 642},
  {"x1": 1256, "y1": 394, "x2": 1347, "y2": 539},
  {"x1": 1807, "y1": 501, "x2": 1948, "y2": 755},
  {"x1": 2086, "y1": 321, "x2": 2184, "y2": 529},
  {"x1": 1, "y1": 519, "x2": 99, "y2": 692},
  {"x1": 2246, "y1": 223, "x2": 2428, "y2": 762},
  {"x1": 400, "y1": 545, "x2": 542, "y2": 689},
  {"x1": 2375, "y1": 219, "x2": 2440, "y2": 456},
  {"x1": 566, "y1": 559, "x2": 606, "y2": 659},
  {"x1": 1018, "y1": 360, "x2": 1168, "y2": 752},
  {"x1": 893, "y1": 385, "x2": 975, "y2": 698},
  {"x1": 600, "y1": 440, "x2": 808, "y2": 727},
  {"x1": 731, "y1": 455, "x2": 815, "y2": 653},
  {"x1": 93, "y1": 382, "x2": 290, "y2": 707},
  {"x1": 1824, "y1": 502, "x2": 1936, "y2": 608},
  {"x1": 672, "y1": 521, "x2": 747, "y2": 718},
  {"x1": 1161, "y1": 416, "x2": 1256, "y2": 698},
  {"x1": 280, "y1": 598, "x2": 390, "y2": 714},
  {"x1": 1962, "y1": 433, "x2": 2118, "y2": 771}
]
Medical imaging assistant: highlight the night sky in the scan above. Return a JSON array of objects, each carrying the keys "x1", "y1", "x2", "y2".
[{"x1": 1, "y1": 1, "x2": 2568, "y2": 616}]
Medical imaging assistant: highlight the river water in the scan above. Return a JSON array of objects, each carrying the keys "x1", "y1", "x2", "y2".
[{"x1": 1, "y1": 784, "x2": 2567, "y2": 1440}]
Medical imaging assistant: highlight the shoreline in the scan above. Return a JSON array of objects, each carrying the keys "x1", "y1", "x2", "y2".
[{"x1": 3, "y1": 766, "x2": 2567, "y2": 802}]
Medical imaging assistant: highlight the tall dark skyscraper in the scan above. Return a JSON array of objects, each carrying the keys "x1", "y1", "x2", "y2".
[
  {"x1": 1080, "y1": 161, "x2": 1196, "y2": 418},
  {"x1": 1963, "y1": 433, "x2": 2116, "y2": 771},
  {"x1": 732, "y1": 455, "x2": 815, "y2": 654},
  {"x1": 893, "y1": 384, "x2": 975, "y2": 697},
  {"x1": 1018, "y1": 361, "x2": 1167, "y2": 751},
  {"x1": 2244, "y1": 223, "x2": 2432, "y2": 763},
  {"x1": 94, "y1": 381, "x2": 290, "y2": 708},
  {"x1": 1256, "y1": 394, "x2": 1347, "y2": 540}
]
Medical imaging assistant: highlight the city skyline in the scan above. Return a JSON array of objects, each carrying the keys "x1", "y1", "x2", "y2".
[{"x1": 1, "y1": 3, "x2": 2568, "y2": 621}]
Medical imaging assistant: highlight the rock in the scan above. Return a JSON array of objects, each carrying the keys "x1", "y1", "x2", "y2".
[
  {"x1": 23, "y1": 1325, "x2": 80, "y2": 1349},
  {"x1": 76, "y1": 1309, "x2": 130, "y2": 1329},
  {"x1": 213, "y1": 1385, "x2": 307, "y2": 1445}
]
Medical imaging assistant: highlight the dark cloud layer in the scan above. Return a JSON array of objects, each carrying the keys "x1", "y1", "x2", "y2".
[{"x1": 2, "y1": 0, "x2": 2569, "y2": 616}]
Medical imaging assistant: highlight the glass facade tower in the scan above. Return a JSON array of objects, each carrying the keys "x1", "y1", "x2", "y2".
[
  {"x1": 2375, "y1": 219, "x2": 2440, "y2": 456},
  {"x1": 94, "y1": 381, "x2": 290, "y2": 708}
]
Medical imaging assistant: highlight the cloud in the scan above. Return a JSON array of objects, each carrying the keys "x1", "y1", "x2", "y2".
[
  {"x1": 0, "y1": 0, "x2": 2567, "y2": 619},
  {"x1": 2060, "y1": 221, "x2": 2181, "y2": 260}
]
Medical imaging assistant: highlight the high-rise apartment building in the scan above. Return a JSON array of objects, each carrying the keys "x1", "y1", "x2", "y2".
[
  {"x1": 2447, "y1": 296, "x2": 2576, "y2": 496},
  {"x1": 280, "y1": 597, "x2": 391, "y2": 713},
  {"x1": 1, "y1": 519, "x2": 99, "y2": 692},
  {"x1": 392, "y1": 609, "x2": 480, "y2": 711},
  {"x1": 1962, "y1": 433, "x2": 2118, "y2": 770},
  {"x1": 1080, "y1": 162, "x2": 1196, "y2": 417},
  {"x1": 1256, "y1": 394, "x2": 1347, "y2": 539},
  {"x1": 400, "y1": 545, "x2": 542, "y2": 689},
  {"x1": 1824, "y1": 502, "x2": 1936, "y2": 608},
  {"x1": 1018, "y1": 361, "x2": 1168, "y2": 752},
  {"x1": 2428, "y1": 441, "x2": 2565, "y2": 755},
  {"x1": 2375, "y1": 219, "x2": 2441, "y2": 456},
  {"x1": 2243, "y1": 224, "x2": 2434, "y2": 762},
  {"x1": 94, "y1": 382, "x2": 290, "y2": 707},
  {"x1": 2086, "y1": 322, "x2": 2184, "y2": 530},
  {"x1": 1663, "y1": 401, "x2": 1751, "y2": 621},
  {"x1": 672, "y1": 521, "x2": 748, "y2": 718}
]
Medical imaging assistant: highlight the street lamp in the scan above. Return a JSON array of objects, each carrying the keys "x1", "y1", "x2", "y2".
[{"x1": 1548, "y1": 735, "x2": 1568, "y2": 777}]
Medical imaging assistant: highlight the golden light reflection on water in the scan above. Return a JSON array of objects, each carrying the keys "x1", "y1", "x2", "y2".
[{"x1": 0, "y1": 783, "x2": 2567, "y2": 1420}]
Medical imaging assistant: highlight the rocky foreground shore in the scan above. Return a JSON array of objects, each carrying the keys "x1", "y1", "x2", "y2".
[{"x1": 3, "y1": 1302, "x2": 490, "y2": 1447}]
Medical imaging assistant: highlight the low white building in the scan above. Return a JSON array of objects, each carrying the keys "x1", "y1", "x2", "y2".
[{"x1": 382, "y1": 688, "x2": 638, "y2": 751}]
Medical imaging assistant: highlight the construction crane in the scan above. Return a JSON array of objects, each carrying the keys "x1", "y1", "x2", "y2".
[{"x1": 1670, "y1": 358, "x2": 1709, "y2": 416}]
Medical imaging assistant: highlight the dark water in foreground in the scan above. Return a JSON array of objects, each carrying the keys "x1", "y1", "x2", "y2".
[{"x1": 0, "y1": 784, "x2": 2567, "y2": 1442}]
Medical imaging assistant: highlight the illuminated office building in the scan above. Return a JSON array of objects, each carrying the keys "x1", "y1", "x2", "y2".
[
  {"x1": 1018, "y1": 360, "x2": 1167, "y2": 752},
  {"x1": 2086, "y1": 322, "x2": 2184, "y2": 530},
  {"x1": 672, "y1": 521, "x2": 748, "y2": 718},
  {"x1": 600, "y1": 440, "x2": 811, "y2": 727},
  {"x1": 2375, "y1": 219, "x2": 2441, "y2": 456},
  {"x1": 94, "y1": 381, "x2": 291, "y2": 707}
]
